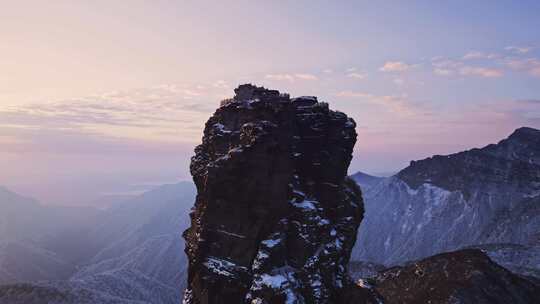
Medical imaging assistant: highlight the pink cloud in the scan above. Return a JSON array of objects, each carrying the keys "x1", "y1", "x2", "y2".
[
  {"x1": 505, "y1": 46, "x2": 532, "y2": 54},
  {"x1": 459, "y1": 66, "x2": 503, "y2": 78},
  {"x1": 505, "y1": 58, "x2": 540, "y2": 77},
  {"x1": 335, "y1": 91, "x2": 417, "y2": 115},
  {"x1": 380, "y1": 61, "x2": 411, "y2": 72},
  {"x1": 462, "y1": 51, "x2": 498, "y2": 60},
  {"x1": 347, "y1": 72, "x2": 367, "y2": 79},
  {"x1": 265, "y1": 73, "x2": 318, "y2": 81}
]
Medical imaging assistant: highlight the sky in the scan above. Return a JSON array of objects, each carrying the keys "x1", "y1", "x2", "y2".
[{"x1": 1, "y1": 1, "x2": 539, "y2": 205}]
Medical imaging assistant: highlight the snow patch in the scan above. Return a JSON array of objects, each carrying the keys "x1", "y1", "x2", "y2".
[
  {"x1": 182, "y1": 288, "x2": 193, "y2": 304},
  {"x1": 423, "y1": 183, "x2": 451, "y2": 204},
  {"x1": 260, "y1": 273, "x2": 288, "y2": 288},
  {"x1": 203, "y1": 257, "x2": 247, "y2": 278},
  {"x1": 262, "y1": 239, "x2": 281, "y2": 248},
  {"x1": 292, "y1": 199, "x2": 317, "y2": 210},
  {"x1": 384, "y1": 237, "x2": 391, "y2": 250},
  {"x1": 403, "y1": 182, "x2": 419, "y2": 196},
  {"x1": 213, "y1": 123, "x2": 231, "y2": 134}
]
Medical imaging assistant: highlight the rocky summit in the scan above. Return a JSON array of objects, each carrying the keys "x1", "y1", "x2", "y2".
[{"x1": 183, "y1": 84, "x2": 374, "y2": 304}]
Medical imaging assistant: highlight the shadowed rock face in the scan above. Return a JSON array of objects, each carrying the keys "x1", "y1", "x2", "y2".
[
  {"x1": 373, "y1": 249, "x2": 540, "y2": 304},
  {"x1": 183, "y1": 84, "x2": 372, "y2": 303}
]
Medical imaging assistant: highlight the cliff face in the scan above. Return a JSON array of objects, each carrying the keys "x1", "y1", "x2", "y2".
[
  {"x1": 351, "y1": 127, "x2": 540, "y2": 267},
  {"x1": 183, "y1": 84, "x2": 370, "y2": 303}
]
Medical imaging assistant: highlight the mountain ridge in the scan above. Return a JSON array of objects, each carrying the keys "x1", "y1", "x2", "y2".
[
  {"x1": 397, "y1": 126, "x2": 540, "y2": 199},
  {"x1": 351, "y1": 127, "x2": 540, "y2": 278}
]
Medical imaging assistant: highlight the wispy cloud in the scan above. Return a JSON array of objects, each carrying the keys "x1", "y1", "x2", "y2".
[
  {"x1": 213, "y1": 80, "x2": 230, "y2": 89},
  {"x1": 505, "y1": 45, "x2": 532, "y2": 54},
  {"x1": 431, "y1": 58, "x2": 460, "y2": 76},
  {"x1": 434, "y1": 68, "x2": 453, "y2": 76},
  {"x1": 265, "y1": 73, "x2": 318, "y2": 81},
  {"x1": 347, "y1": 72, "x2": 367, "y2": 79},
  {"x1": 462, "y1": 51, "x2": 498, "y2": 60},
  {"x1": 380, "y1": 61, "x2": 411, "y2": 72},
  {"x1": 432, "y1": 57, "x2": 503, "y2": 78},
  {"x1": 335, "y1": 91, "x2": 372, "y2": 98},
  {"x1": 294, "y1": 73, "x2": 318, "y2": 80},
  {"x1": 335, "y1": 91, "x2": 418, "y2": 115},
  {"x1": 504, "y1": 58, "x2": 540, "y2": 77},
  {"x1": 0, "y1": 84, "x2": 220, "y2": 145},
  {"x1": 459, "y1": 66, "x2": 503, "y2": 77}
]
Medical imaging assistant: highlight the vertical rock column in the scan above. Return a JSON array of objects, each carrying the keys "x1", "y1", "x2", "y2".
[{"x1": 183, "y1": 84, "x2": 371, "y2": 304}]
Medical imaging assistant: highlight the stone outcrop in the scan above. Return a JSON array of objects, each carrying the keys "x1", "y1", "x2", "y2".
[
  {"x1": 183, "y1": 84, "x2": 373, "y2": 303},
  {"x1": 372, "y1": 249, "x2": 540, "y2": 304}
]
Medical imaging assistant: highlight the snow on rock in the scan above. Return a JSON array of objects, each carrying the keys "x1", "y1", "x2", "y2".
[
  {"x1": 203, "y1": 257, "x2": 248, "y2": 279},
  {"x1": 183, "y1": 84, "x2": 376, "y2": 303}
]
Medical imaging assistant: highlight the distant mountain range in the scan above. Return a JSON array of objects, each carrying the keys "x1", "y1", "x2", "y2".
[
  {"x1": 351, "y1": 127, "x2": 540, "y2": 279},
  {"x1": 0, "y1": 127, "x2": 539, "y2": 303},
  {"x1": 0, "y1": 183, "x2": 195, "y2": 303},
  {"x1": 0, "y1": 186, "x2": 102, "y2": 283}
]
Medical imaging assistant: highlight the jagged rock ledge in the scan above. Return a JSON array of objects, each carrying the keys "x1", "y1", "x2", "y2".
[{"x1": 183, "y1": 84, "x2": 375, "y2": 303}]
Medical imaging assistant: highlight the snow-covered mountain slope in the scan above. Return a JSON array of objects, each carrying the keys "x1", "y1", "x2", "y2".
[
  {"x1": 86, "y1": 182, "x2": 194, "y2": 264},
  {"x1": 0, "y1": 187, "x2": 102, "y2": 283},
  {"x1": 351, "y1": 127, "x2": 540, "y2": 275},
  {"x1": 0, "y1": 241, "x2": 75, "y2": 284},
  {"x1": 61, "y1": 267, "x2": 181, "y2": 304},
  {"x1": 0, "y1": 186, "x2": 102, "y2": 240},
  {"x1": 349, "y1": 171, "x2": 383, "y2": 191},
  {"x1": 72, "y1": 234, "x2": 188, "y2": 298},
  {"x1": 352, "y1": 177, "x2": 477, "y2": 264},
  {"x1": 0, "y1": 282, "x2": 151, "y2": 304},
  {"x1": 73, "y1": 235, "x2": 185, "y2": 285},
  {"x1": 59, "y1": 182, "x2": 194, "y2": 303},
  {"x1": 0, "y1": 182, "x2": 195, "y2": 303}
]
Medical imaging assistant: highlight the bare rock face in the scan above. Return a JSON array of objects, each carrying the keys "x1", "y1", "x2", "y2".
[
  {"x1": 183, "y1": 84, "x2": 372, "y2": 303},
  {"x1": 373, "y1": 249, "x2": 540, "y2": 304}
]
